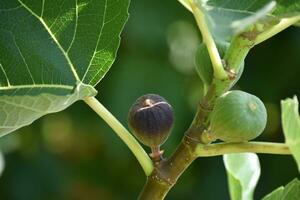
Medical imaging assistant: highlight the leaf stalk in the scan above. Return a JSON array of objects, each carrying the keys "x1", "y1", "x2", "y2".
[
  {"x1": 84, "y1": 97, "x2": 153, "y2": 176},
  {"x1": 255, "y1": 16, "x2": 300, "y2": 45},
  {"x1": 189, "y1": 0, "x2": 228, "y2": 80},
  {"x1": 196, "y1": 142, "x2": 291, "y2": 157}
]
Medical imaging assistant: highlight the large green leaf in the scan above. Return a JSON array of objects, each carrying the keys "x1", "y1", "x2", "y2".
[
  {"x1": 262, "y1": 179, "x2": 300, "y2": 200},
  {"x1": 223, "y1": 153, "x2": 261, "y2": 200},
  {"x1": 200, "y1": 0, "x2": 277, "y2": 42},
  {"x1": 273, "y1": 0, "x2": 300, "y2": 17},
  {"x1": 179, "y1": 0, "x2": 300, "y2": 42},
  {"x1": 281, "y1": 96, "x2": 300, "y2": 172},
  {"x1": 0, "y1": 0, "x2": 130, "y2": 136}
]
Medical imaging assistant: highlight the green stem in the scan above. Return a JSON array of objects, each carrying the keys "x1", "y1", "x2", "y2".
[
  {"x1": 196, "y1": 142, "x2": 291, "y2": 157},
  {"x1": 178, "y1": 0, "x2": 192, "y2": 12},
  {"x1": 84, "y1": 97, "x2": 153, "y2": 176},
  {"x1": 186, "y1": 84, "x2": 217, "y2": 141},
  {"x1": 189, "y1": 0, "x2": 228, "y2": 80},
  {"x1": 255, "y1": 16, "x2": 300, "y2": 45},
  {"x1": 224, "y1": 35, "x2": 253, "y2": 73}
]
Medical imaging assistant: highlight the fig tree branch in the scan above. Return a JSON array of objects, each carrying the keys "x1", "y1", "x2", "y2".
[
  {"x1": 196, "y1": 142, "x2": 291, "y2": 157},
  {"x1": 255, "y1": 16, "x2": 300, "y2": 45}
]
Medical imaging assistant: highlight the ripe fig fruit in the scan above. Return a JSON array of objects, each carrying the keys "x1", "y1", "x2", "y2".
[
  {"x1": 128, "y1": 94, "x2": 174, "y2": 148},
  {"x1": 210, "y1": 90, "x2": 267, "y2": 142}
]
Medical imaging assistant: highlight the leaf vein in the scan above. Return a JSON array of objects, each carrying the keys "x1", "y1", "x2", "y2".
[
  {"x1": 82, "y1": 0, "x2": 108, "y2": 81},
  {"x1": 12, "y1": 34, "x2": 35, "y2": 84},
  {"x1": 0, "y1": 99, "x2": 43, "y2": 113},
  {"x1": 0, "y1": 84, "x2": 73, "y2": 91},
  {"x1": 0, "y1": 61, "x2": 11, "y2": 86},
  {"x1": 17, "y1": 0, "x2": 81, "y2": 82},
  {"x1": 41, "y1": 0, "x2": 45, "y2": 17},
  {"x1": 66, "y1": 0, "x2": 78, "y2": 53}
]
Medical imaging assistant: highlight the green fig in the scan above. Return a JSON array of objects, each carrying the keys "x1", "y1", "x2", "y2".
[
  {"x1": 195, "y1": 42, "x2": 244, "y2": 88},
  {"x1": 210, "y1": 90, "x2": 267, "y2": 142},
  {"x1": 195, "y1": 42, "x2": 229, "y2": 85}
]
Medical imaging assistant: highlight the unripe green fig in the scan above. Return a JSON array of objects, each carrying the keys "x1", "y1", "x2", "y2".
[
  {"x1": 195, "y1": 42, "x2": 244, "y2": 87},
  {"x1": 128, "y1": 94, "x2": 174, "y2": 148},
  {"x1": 210, "y1": 90, "x2": 267, "y2": 142},
  {"x1": 195, "y1": 42, "x2": 229, "y2": 85}
]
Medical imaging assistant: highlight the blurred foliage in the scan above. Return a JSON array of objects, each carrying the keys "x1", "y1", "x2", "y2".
[{"x1": 0, "y1": 0, "x2": 300, "y2": 199}]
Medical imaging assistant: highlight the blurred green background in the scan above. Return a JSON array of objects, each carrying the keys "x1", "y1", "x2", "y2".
[{"x1": 0, "y1": 0, "x2": 300, "y2": 199}]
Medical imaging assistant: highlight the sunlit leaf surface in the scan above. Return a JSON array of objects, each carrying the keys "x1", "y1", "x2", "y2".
[
  {"x1": 223, "y1": 153, "x2": 261, "y2": 200},
  {"x1": 262, "y1": 179, "x2": 300, "y2": 200},
  {"x1": 281, "y1": 96, "x2": 300, "y2": 172},
  {"x1": 0, "y1": 0, "x2": 130, "y2": 136}
]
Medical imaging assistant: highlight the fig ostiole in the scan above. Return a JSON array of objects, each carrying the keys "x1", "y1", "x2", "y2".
[
  {"x1": 128, "y1": 94, "x2": 174, "y2": 161},
  {"x1": 209, "y1": 90, "x2": 267, "y2": 142}
]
